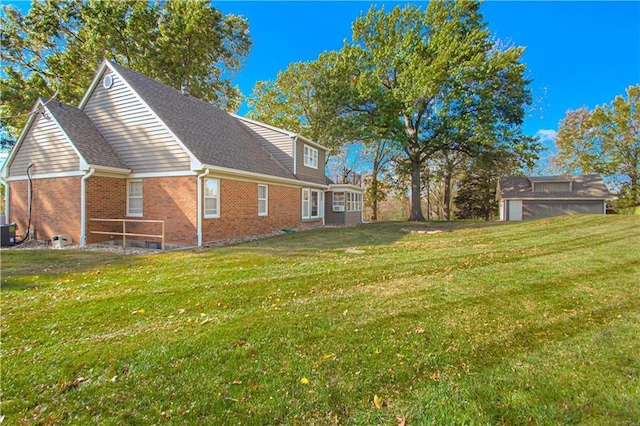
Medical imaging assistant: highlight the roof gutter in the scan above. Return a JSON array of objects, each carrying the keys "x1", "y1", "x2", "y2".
[
  {"x1": 197, "y1": 168, "x2": 210, "y2": 247},
  {"x1": 80, "y1": 168, "x2": 95, "y2": 247}
]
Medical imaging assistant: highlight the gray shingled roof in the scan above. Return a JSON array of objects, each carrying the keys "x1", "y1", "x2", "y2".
[
  {"x1": 44, "y1": 100, "x2": 129, "y2": 170},
  {"x1": 498, "y1": 175, "x2": 610, "y2": 199},
  {"x1": 109, "y1": 63, "x2": 296, "y2": 180}
]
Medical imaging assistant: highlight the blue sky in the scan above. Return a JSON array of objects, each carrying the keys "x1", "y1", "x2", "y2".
[
  {"x1": 213, "y1": 1, "x2": 640, "y2": 162},
  {"x1": 4, "y1": 0, "x2": 640, "y2": 167}
]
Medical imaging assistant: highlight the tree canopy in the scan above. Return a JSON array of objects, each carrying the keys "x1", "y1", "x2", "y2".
[
  {"x1": 0, "y1": 0, "x2": 251, "y2": 140},
  {"x1": 553, "y1": 85, "x2": 640, "y2": 209},
  {"x1": 248, "y1": 1, "x2": 538, "y2": 221},
  {"x1": 335, "y1": 2, "x2": 537, "y2": 220}
]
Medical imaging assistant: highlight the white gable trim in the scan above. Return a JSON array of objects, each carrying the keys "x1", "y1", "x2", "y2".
[
  {"x1": 79, "y1": 59, "x2": 202, "y2": 170},
  {"x1": 232, "y1": 113, "x2": 329, "y2": 152},
  {"x1": 232, "y1": 114, "x2": 297, "y2": 138},
  {"x1": 42, "y1": 104, "x2": 89, "y2": 170}
]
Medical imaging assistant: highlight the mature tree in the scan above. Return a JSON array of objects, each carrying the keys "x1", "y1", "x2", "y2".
[
  {"x1": 248, "y1": 50, "x2": 396, "y2": 219},
  {"x1": 553, "y1": 85, "x2": 640, "y2": 208},
  {"x1": 247, "y1": 51, "x2": 356, "y2": 156},
  {"x1": 0, "y1": 0, "x2": 250, "y2": 138},
  {"x1": 336, "y1": 2, "x2": 535, "y2": 221}
]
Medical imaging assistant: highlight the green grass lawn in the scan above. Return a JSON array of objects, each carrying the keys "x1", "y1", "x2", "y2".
[{"x1": 1, "y1": 215, "x2": 639, "y2": 425}]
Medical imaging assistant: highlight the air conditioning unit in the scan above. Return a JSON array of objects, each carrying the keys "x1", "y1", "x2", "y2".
[{"x1": 52, "y1": 234, "x2": 72, "y2": 248}]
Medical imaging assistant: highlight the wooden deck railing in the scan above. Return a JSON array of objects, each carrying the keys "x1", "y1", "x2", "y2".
[{"x1": 89, "y1": 218, "x2": 165, "y2": 251}]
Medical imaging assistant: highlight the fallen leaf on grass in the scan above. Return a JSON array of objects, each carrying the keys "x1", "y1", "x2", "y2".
[
  {"x1": 396, "y1": 415, "x2": 406, "y2": 426},
  {"x1": 373, "y1": 394, "x2": 384, "y2": 409},
  {"x1": 232, "y1": 379, "x2": 242, "y2": 385}
]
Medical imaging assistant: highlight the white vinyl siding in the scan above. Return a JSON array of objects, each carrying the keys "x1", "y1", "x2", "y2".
[
  {"x1": 302, "y1": 188, "x2": 323, "y2": 220},
  {"x1": 258, "y1": 184, "x2": 268, "y2": 216},
  {"x1": 204, "y1": 178, "x2": 220, "y2": 218},
  {"x1": 127, "y1": 180, "x2": 143, "y2": 216},
  {"x1": 332, "y1": 192, "x2": 345, "y2": 212},
  {"x1": 83, "y1": 70, "x2": 191, "y2": 173},
  {"x1": 303, "y1": 145, "x2": 318, "y2": 169},
  {"x1": 347, "y1": 192, "x2": 362, "y2": 211},
  {"x1": 8, "y1": 113, "x2": 80, "y2": 177}
]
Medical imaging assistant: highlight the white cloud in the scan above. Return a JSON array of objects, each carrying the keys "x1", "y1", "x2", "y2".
[{"x1": 534, "y1": 129, "x2": 557, "y2": 144}]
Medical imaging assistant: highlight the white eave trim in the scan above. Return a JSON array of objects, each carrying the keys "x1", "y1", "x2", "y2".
[
  {"x1": 6, "y1": 170, "x2": 86, "y2": 181},
  {"x1": 329, "y1": 184, "x2": 365, "y2": 192},
  {"x1": 202, "y1": 163, "x2": 328, "y2": 189},
  {"x1": 128, "y1": 170, "x2": 198, "y2": 178},
  {"x1": 295, "y1": 134, "x2": 328, "y2": 152},
  {"x1": 88, "y1": 165, "x2": 131, "y2": 174},
  {"x1": 500, "y1": 196, "x2": 608, "y2": 201}
]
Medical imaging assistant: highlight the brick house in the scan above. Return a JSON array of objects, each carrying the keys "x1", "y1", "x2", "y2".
[
  {"x1": 1, "y1": 60, "x2": 363, "y2": 249},
  {"x1": 497, "y1": 174, "x2": 610, "y2": 221}
]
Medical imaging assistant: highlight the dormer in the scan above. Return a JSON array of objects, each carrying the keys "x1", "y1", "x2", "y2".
[{"x1": 529, "y1": 177, "x2": 572, "y2": 193}]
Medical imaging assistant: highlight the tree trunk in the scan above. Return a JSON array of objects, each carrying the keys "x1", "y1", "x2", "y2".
[
  {"x1": 425, "y1": 165, "x2": 431, "y2": 220},
  {"x1": 371, "y1": 163, "x2": 379, "y2": 221},
  {"x1": 408, "y1": 155, "x2": 425, "y2": 221},
  {"x1": 444, "y1": 175, "x2": 451, "y2": 221}
]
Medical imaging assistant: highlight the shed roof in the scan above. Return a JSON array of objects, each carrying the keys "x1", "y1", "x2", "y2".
[
  {"x1": 498, "y1": 174, "x2": 610, "y2": 200},
  {"x1": 108, "y1": 62, "x2": 296, "y2": 180}
]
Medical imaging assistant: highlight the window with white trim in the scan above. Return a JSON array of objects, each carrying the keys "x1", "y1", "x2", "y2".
[
  {"x1": 347, "y1": 192, "x2": 362, "y2": 212},
  {"x1": 303, "y1": 145, "x2": 318, "y2": 169},
  {"x1": 258, "y1": 184, "x2": 268, "y2": 216},
  {"x1": 302, "y1": 188, "x2": 323, "y2": 219},
  {"x1": 333, "y1": 192, "x2": 345, "y2": 212},
  {"x1": 127, "y1": 180, "x2": 143, "y2": 216},
  {"x1": 204, "y1": 178, "x2": 220, "y2": 218}
]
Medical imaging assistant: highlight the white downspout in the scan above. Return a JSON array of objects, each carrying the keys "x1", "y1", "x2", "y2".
[
  {"x1": 80, "y1": 168, "x2": 95, "y2": 247},
  {"x1": 292, "y1": 136, "x2": 298, "y2": 176},
  {"x1": 1, "y1": 177, "x2": 8, "y2": 224},
  {"x1": 197, "y1": 168, "x2": 210, "y2": 247}
]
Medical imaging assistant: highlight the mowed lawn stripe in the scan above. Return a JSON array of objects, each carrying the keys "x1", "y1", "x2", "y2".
[{"x1": 1, "y1": 215, "x2": 638, "y2": 424}]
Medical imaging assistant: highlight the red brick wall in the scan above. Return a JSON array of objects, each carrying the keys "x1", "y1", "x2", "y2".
[
  {"x1": 202, "y1": 180, "x2": 320, "y2": 243},
  {"x1": 85, "y1": 176, "x2": 127, "y2": 244},
  {"x1": 141, "y1": 176, "x2": 197, "y2": 246},
  {"x1": 85, "y1": 175, "x2": 198, "y2": 247},
  {"x1": 8, "y1": 177, "x2": 81, "y2": 243},
  {"x1": 8, "y1": 174, "x2": 322, "y2": 248}
]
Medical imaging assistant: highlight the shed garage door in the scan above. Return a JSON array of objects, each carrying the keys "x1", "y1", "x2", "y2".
[{"x1": 522, "y1": 200, "x2": 604, "y2": 220}]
